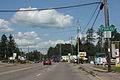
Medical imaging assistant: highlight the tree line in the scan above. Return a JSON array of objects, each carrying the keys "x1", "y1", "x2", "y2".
[
  {"x1": 26, "y1": 50, "x2": 45, "y2": 61},
  {"x1": 47, "y1": 25, "x2": 120, "y2": 58},
  {"x1": 0, "y1": 34, "x2": 21, "y2": 60},
  {"x1": 0, "y1": 34, "x2": 45, "y2": 62}
]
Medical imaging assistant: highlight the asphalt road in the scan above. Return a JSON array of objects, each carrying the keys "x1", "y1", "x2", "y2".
[{"x1": 0, "y1": 63, "x2": 100, "y2": 80}]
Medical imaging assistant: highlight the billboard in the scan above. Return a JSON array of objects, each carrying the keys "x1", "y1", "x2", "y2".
[{"x1": 78, "y1": 52, "x2": 87, "y2": 57}]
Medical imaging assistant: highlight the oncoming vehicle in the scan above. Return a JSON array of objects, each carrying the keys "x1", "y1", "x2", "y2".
[{"x1": 43, "y1": 60, "x2": 52, "y2": 65}]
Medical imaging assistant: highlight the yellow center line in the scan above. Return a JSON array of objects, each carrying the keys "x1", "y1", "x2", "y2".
[{"x1": 0, "y1": 65, "x2": 41, "y2": 75}]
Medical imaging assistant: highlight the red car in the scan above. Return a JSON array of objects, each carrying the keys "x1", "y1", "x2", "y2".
[{"x1": 43, "y1": 60, "x2": 52, "y2": 65}]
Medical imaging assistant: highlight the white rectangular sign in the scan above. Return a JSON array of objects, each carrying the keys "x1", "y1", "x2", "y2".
[
  {"x1": 104, "y1": 31, "x2": 111, "y2": 38},
  {"x1": 111, "y1": 44, "x2": 116, "y2": 57}
]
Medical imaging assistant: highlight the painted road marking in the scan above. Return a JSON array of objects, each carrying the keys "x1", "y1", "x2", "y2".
[
  {"x1": 0, "y1": 65, "x2": 41, "y2": 75},
  {"x1": 36, "y1": 73, "x2": 41, "y2": 77},
  {"x1": 47, "y1": 68, "x2": 51, "y2": 71}
]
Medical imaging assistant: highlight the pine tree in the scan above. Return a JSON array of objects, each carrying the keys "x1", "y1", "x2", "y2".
[
  {"x1": 86, "y1": 28, "x2": 95, "y2": 44},
  {"x1": 96, "y1": 25, "x2": 104, "y2": 52},
  {"x1": 8, "y1": 34, "x2": 16, "y2": 57},
  {"x1": 0, "y1": 34, "x2": 8, "y2": 60}
]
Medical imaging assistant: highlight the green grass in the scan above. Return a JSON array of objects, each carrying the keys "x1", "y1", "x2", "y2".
[
  {"x1": 78, "y1": 66, "x2": 85, "y2": 71},
  {"x1": 94, "y1": 65, "x2": 108, "y2": 70},
  {"x1": 111, "y1": 66, "x2": 120, "y2": 73},
  {"x1": 94, "y1": 65, "x2": 120, "y2": 73},
  {"x1": 78, "y1": 66, "x2": 96, "y2": 76}
]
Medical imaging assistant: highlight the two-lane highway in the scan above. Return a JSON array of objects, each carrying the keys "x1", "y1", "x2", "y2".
[
  {"x1": 0, "y1": 63, "x2": 50, "y2": 80},
  {"x1": 0, "y1": 63, "x2": 100, "y2": 80}
]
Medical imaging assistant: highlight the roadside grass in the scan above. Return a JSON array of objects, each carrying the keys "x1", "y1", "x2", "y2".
[
  {"x1": 0, "y1": 60, "x2": 33, "y2": 67},
  {"x1": 78, "y1": 66, "x2": 85, "y2": 71},
  {"x1": 94, "y1": 65, "x2": 120, "y2": 73},
  {"x1": 78, "y1": 66, "x2": 96, "y2": 76},
  {"x1": 94, "y1": 65, "x2": 108, "y2": 70},
  {"x1": 111, "y1": 66, "x2": 120, "y2": 73}
]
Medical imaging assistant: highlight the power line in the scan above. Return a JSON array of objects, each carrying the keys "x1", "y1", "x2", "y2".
[
  {"x1": 0, "y1": 2, "x2": 101, "y2": 12},
  {"x1": 81, "y1": 2, "x2": 100, "y2": 33},
  {"x1": 91, "y1": 2, "x2": 104, "y2": 29},
  {"x1": 39, "y1": 29, "x2": 76, "y2": 34},
  {"x1": 91, "y1": 9, "x2": 101, "y2": 28}
]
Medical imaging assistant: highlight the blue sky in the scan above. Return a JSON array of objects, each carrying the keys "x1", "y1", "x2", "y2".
[{"x1": 0, "y1": 0, "x2": 120, "y2": 53}]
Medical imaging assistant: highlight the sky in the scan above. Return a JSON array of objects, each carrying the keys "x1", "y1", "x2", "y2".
[{"x1": 0, "y1": 0, "x2": 120, "y2": 54}]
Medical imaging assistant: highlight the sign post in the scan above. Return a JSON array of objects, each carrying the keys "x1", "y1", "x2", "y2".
[{"x1": 103, "y1": 0, "x2": 111, "y2": 72}]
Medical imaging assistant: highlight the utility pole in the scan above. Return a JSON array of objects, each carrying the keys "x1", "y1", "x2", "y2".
[
  {"x1": 28, "y1": 46, "x2": 29, "y2": 53},
  {"x1": 77, "y1": 27, "x2": 80, "y2": 53},
  {"x1": 77, "y1": 20, "x2": 80, "y2": 63},
  {"x1": 70, "y1": 37, "x2": 73, "y2": 56},
  {"x1": 60, "y1": 43, "x2": 62, "y2": 60},
  {"x1": 103, "y1": 0, "x2": 111, "y2": 72}
]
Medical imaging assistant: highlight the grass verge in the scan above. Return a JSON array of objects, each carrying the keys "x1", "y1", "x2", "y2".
[
  {"x1": 78, "y1": 66, "x2": 96, "y2": 76},
  {"x1": 94, "y1": 65, "x2": 120, "y2": 73}
]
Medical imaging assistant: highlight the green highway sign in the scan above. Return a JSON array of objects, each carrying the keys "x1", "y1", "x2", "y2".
[{"x1": 100, "y1": 27, "x2": 115, "y2": 31}]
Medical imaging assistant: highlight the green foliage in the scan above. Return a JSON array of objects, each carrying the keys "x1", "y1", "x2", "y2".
[
  {"x1": 26, "y1": 50, "x2": 43, "y2": 61},
  {"x1": 111, "y1": 25, "x2": 120, "y2": 41},
  {"x1": 47, "y1": 43, "x2": 75, "y2": 59},
  {"x1": 8, "y1": 34, "x2": 17, "y2": 57},
  {"x1": 47, "y1": 24, "x2": 120, "y2": 58},
  {"x1": 83, "y1": 27, "x2": 96, "y2": 56},
  {"x1": 0, "y1": 34, "x2": 8, "y2": 60},
  {"x1": 0, "y1": 34, "x2": 22, "y2": 60},
  {"x1": 86, "y1": 27, "x2": 95, "y2": 44}
]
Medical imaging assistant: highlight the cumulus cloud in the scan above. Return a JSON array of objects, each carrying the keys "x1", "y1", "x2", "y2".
[
  {"x1": 27, "y1": 40, "x2": 71, "y2": 54},
  {"x1": 12, "y1": 7, "x2": 73, "y2": 28},
  {"x1": 16, "y1": 31, "x2": 38, "y2": 39},
  {"x1": 15, "y1": 31, "x2": 41, "y2": 45},
  {"x1": 0, "y1": 19, "x2": 14, "y2": 32},
  {"x1": 15, "y1": 38, "x2": 41, "y2": 46},
  {"x1": 15, "y1": 31, "x2": 74, "y2": 54},
  {"x1": 16, "y1": 38, "x2": 71, "y2": 54}
]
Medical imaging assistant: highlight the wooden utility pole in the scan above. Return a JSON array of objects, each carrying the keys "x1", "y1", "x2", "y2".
[{"x1": 103, "y1": 0, "x2": 111, "y2": 72}]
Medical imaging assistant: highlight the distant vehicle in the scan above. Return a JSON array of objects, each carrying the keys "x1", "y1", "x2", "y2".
[
  {"x1": 18, "y1": 59, "x2": 26, "y2": 64},
  {"x1": 43, "y1": 60, "x2": 52, "y2": 65},
  {"x1": 34, "y1": 60, "x2": 40, "y2": 63},
  {"x1": 73, "y1": 59, "x2": 78, "y2": 63}
]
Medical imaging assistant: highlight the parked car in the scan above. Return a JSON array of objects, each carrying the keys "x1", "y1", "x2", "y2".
[{"x1": 43, "y1": 60, "x2": 52, "y2": 65}]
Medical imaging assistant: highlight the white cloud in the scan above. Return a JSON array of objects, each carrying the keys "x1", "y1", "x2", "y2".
[
  {"x1": 15, "y1": 31, "x2": 73, "y2": 54},
  {"x1": 15, "y1": 38, "x2": 41, "y2": 46},
  {"x1": 15, "y1": 31, "x2": 41, "y2": 45},
  {"x1": 28, "y1": 40, "x2": 71, "y2": 54},
  {"x1": 0, "y1": 19, "x2": 14, "y2": 32},
  {"x1": 16, "y1": 31, "x2": 38, "y2": 39},
  {"x1": 12, "y1": 7, "x2": 73, "y2": 28},
  {"x1": 41, "y1": 33, "x2": 49, "y2": 37},
  {"x1": 16, "y1": 38, "x2": 71, "y2": 54}
]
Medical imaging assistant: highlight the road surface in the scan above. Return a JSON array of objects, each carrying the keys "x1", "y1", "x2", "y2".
[{"x1": 0, "y1": 63, "x2": 100, "y2": 80}]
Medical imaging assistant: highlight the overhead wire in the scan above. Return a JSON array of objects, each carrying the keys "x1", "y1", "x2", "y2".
[
  {"x1": 0, "y1": 2, "x2": 101, "y2": 12},
  {"x1": 37, "y1": 29, "x2": 76, "y2": 35},
  {"x1": 91, "y1": 2, "x2": 104, "y2": 29},
  {"x1": 91, "y1": 9, "x2": 101, "y2": 29},
  {"x1": 81, "y1": 3, "x2": 100, "y2": 33},
  {"x1": 81, "y1": 0, "x2": 102, "y2": 33}
]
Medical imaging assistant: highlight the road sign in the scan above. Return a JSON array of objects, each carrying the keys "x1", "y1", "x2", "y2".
[
  {"x1": 78, "y1": 52, "x2": 86, "y2": 57},
  {"x1": 104, "y1": 31, "x2": 111, "y2": 38},
  {"x1": 100, "y1": 27, "x2": 115, "y2": 31}
]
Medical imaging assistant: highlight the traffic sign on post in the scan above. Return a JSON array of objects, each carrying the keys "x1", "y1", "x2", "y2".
[{"x1": 100, "y1": 27, "x2": 115, "y2": 31}]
